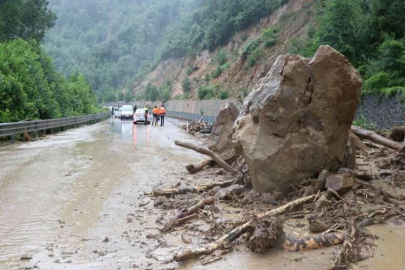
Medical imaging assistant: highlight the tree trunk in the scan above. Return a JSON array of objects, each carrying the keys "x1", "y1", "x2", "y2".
[
  {"x1": 351, "y1": 126, "x2": 405, "y2": 152},
  {"x1": 175, "y1": 140, "x2": 238, "y2": 175}
]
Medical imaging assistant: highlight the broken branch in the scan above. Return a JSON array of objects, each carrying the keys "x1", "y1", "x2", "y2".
[
  {"x1": 151, "y1": 180, "x2": 235, "y2": 197},
  {"x1": 173, "y1": 194, "x2": 317, "y2": 262},
  {"x1": 186, "y1": 159, "x2": 215, "y2": 174},
  {"x1": 162, "y1": 197, "x2": 214, "y2": 232},
  {"x1": 175, "y1": 140, "x2": 238, "y2": 175}
]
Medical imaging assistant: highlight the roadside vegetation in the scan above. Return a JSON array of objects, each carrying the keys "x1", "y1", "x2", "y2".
[
  {"x1": 289, "y1": 0, "x2": 405, "y2": 98},
  {"x1": 0, "y1": 0, "x2": 99, "y2": 123}
]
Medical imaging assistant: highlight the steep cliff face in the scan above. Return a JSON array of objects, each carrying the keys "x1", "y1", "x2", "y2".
[{"x1": 133, "y1": 0, "x2": 315, "y2": 99}]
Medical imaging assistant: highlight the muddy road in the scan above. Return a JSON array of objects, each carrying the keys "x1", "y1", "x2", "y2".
[{"x1": 0, "y1": 119, "x2": 404, "y2": 270}]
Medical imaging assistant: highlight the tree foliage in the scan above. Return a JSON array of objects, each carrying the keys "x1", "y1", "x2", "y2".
[
  {"x1": 0, "y1": 39, "x2": 97, "y2": 122},
  {"x1": 0, "y1": 0, "x2": 56, "y2": 42},
  {"x1": 296, "y1": 0, "x2": 405, "y2": 96}
]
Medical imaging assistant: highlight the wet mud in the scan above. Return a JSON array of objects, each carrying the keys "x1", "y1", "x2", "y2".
[{"x1": 0, "y1": 119, "x2": 404, "y2": 269}]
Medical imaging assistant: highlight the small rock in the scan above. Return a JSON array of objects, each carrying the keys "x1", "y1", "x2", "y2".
[
  {"x1": 102, "y1": 237, "x2": 110, "y2": 243},
  {"x1": 261, "y1": 193, "x2": 278, "y2": 205},
  {"x1": 308, "y1": 219, "x2": 330, "y2": 233},
  {"x1": 20, "y1": 255, "x2": 32, "y2": 260},
  {"x1": 325, "y1": 173, "x2": 354, "y2": 195},
  {"x1": 215, "y1": 185, "x2": 246, "y2": 200}
]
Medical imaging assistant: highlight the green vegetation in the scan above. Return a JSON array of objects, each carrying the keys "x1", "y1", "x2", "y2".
[
  {"x1": 182, "y1": 77, "x2": 191, "y2": 94},
  {"x1": 293, "y1": 0, "x2": 405, "y2": 97},
  {"x1": 262, "y1": 27, "x2": 278, "y2": 48},
  {"x1": 144, "y1": 80, "x2": 172, "y2": 103},
  {"x1": 43, "y1": 0, "x2": 289, "y2": 100},
  {"x1": 353, "y1": 116, "x2": 377, "y2": 131},
  {"x1": 0, "y1": 0, "x2": 99, "y2": 123}
]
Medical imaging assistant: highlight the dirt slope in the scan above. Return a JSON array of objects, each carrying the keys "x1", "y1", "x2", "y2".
[{"x1": 133, "y1": 0, "x2": 315, "y2": 99}]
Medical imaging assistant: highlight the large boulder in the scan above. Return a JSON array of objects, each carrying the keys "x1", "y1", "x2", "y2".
[
  {"x1": 233, "y1": 46, "x2": 362, "y2": 193},
  {"x1": 207, "y1": 102, "x2": 239, "y2": 162}
]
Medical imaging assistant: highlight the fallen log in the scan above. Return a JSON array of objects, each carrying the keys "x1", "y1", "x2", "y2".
[
  {"x1": 175, "y1": 140, "x2": 238, "y2": 175},
  {"x1": 151, "y1": 180, "x2": 235, "y2": 197},
  {"x1": 351, "y1": 126, "x2": 405, "y2": 152},
  {"x1": 162, "y1": 197, "x2": 214, "y2": 232},
  {"x1": 186, "y1": 159, "x2": 215, "y2": 174},
  {"x1": 173, "y1": 194, "x2": 317, "y2": 262}
]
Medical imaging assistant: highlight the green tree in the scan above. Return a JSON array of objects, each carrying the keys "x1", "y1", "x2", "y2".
[
  {"x1": 182, "y1": 77, "x2": 191, "y2": 93},
  {"x1": 0, "y1": 0, "x2": 56, "y2": 42}
]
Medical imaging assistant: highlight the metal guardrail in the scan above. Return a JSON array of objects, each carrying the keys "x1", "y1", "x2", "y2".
[
  {"x1": 0, "y1": 112, "x2": 110, "y2": 138},
  {"x1": 167, "y1": 111, "x2": 217, "y2": 124}
]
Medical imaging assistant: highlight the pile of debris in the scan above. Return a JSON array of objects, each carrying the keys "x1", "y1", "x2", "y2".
[
  {"x1": 181, "y1": 120, "x2": 212, "y2": 135},
  {"x1": 147, "y1": 46, "x2": 405, "y2": 269}
]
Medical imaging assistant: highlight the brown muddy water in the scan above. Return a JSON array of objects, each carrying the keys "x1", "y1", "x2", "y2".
[{"x1": 0, "y1": 119, "x2": 404, "y2": 270}]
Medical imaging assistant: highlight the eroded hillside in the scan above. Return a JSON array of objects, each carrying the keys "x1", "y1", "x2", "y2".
[{"x1": 134, "y1": 0, "x2": 314, "y2": 99}]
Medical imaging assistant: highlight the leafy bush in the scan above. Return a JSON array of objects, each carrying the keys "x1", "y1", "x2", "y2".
[
  {"x1": 215, "y1": 48, "x2": 228, "y2": 66},
  {"x1": 182, "y1": 77, "x2": 191, "y2": 93},
  {"x1": 219, "y1": 90, "x2": 230, "y2": 100},
  {"x1": 198, "y1": 85, "x2": 216, "y2": 100},
  {"x1": 241, "y1": 37, "x2": 262, "y2": 58},
  {"x1": 212, "y1": 66, "x2": 223, "y2": 79},
  {"x1": 262, "y1": 27, "x2": 278, "y2": 48},
  {"x1": 362, "y1": 72, "x2": 391, "y2": 94},
  {"x1": 247, "y1": 49, "x2": 263, "y2": 67}
]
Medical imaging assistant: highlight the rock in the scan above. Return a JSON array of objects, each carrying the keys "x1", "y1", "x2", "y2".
[
  {"x1": 308, "y1": 219, "x2": 330, "y2": 233},
  {"x1": 208, "y1": 102, "x2": 239, "y2": 162},
  {"x1": 233, "y1": 46, "x2": 362, "y2": 193},
  {"x1": 261, "y1": 193, "x2": 279, "y2": 205},
  {"x1": 325, "y1": 173, "x2": 354, "y2": 195},
  {"x1": 376, "y1": 158, "x2": 392, "y2": 170},
  {"x1": 343, "y1": 136, "x2": 356, "y2": 170},
  {"x1": 314, "y1": 169, "x2": 329, "y2": 191},
  {"x1": 349, "y1": 131, "x2": 370, "y2": 151},
  {"x1": 215, "y1": 185, "x2": 246, "y2": 200}
]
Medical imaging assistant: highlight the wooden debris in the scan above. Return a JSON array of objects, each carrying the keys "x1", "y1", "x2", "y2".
[
  {"x1": 175, "y1": 140, "x2": 238, "y2": 175},
  {"x1": 351, "y1": 126, "x2": 405, "y2": 152},
  {"x1": 162, "y1": 197, "x2": 214, "y2": 232},
  {"x1": 186, "y1": 159, "x2": 215, "y2": 174},
  {"x1": 173, "y1": 194, "x2": 317, "y2": 261},
  {"x1": 331, "y1": 219, "x2": 356, "y2": 269},
  {"x1": 151, "y1": 179, "x2": 235, "y2": 197}
]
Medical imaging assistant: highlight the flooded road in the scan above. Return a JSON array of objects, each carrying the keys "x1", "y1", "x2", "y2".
[{"x1": 0, "y1": 118, "x2": 404, "y2": 269}]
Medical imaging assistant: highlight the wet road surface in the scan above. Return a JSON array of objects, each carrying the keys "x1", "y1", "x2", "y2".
[{"x1": 1, "y1": 118, "x2": 405, "y2": 269}]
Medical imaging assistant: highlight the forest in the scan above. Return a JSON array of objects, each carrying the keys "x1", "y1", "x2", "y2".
[
  {"x1": 1, "y1": 0, "x2": 404, "y2": 122},
  {"x1": 43, "y1": 0, "x2": 290, "y2": 102},
  {"x1": 0, "y1": 0, "x2": 99, "y2": 123}
]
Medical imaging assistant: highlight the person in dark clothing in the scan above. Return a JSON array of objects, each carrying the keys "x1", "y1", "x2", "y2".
[
  {"x1": 133, "y1": 106, "x2": 137, "y2": 113},
  {"x1": 144, "y1": 107, "x2": 149, "y2": 125}
]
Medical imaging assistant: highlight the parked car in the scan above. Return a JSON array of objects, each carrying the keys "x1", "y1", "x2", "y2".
[
  {"x1": 121, "y1": 105, "x2": 134, "y2": 120},
  {"x1": 113, "y1": 107, "x2": 121, "y2": 119},
  {"x1": 133, "y1": 108, "x2": 150, "y2": 124}
]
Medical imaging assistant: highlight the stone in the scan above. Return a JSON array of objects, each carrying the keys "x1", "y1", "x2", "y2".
[
  {"x1": 349, "y1": 131, "x2": 370, "y2": 151},
  {"x1": 215, "y1": 185, "x2": 246, "y2": 200},
  {"x1": 325, "y1": 173, "x2": 354, "y2": 195},
  {"x1": 207, "y1": 102, "x2": 239, "y2": 162},
  {"x1": 314, "y1": 169, "x2": 329, "y2": 192},
  {"x1": 233, "y1": 46, "x2": 362, "y2": 193},
  {"x1": 343, "y1": 136, "x2": 356, "y2": 170}
]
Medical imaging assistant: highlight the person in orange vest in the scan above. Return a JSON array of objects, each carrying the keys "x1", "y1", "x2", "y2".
[
  {"x1": 152, "y1": 106, "x2": 159, "y2": 126},
  {"x1": 159, "y1": 105, "x2": 166, "y2": 126}
]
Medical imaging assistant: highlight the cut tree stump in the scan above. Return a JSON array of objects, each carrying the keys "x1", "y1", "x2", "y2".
[
  {"x1": 351, "y1": 126, "x2": 405, "y2": 152},
  {"x1": 175, "y1": 140, "x2": 238, "y2": 175},
  {"x1": 173, "y1": 194, "x2": 317, "y2": 262}
]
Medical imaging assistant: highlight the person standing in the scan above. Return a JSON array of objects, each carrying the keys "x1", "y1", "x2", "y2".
[
  {"x1": 159, "y1": 105, "x2": 166, "y2": 126},
  {"x1": 152, "y1": 106, "x2": 159, "y2": 126},
  {"x1": 144, "y1": 105, "x2": 149, "y2": 125}
]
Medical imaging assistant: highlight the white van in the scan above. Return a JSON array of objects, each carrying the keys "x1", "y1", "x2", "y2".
[
  {"x1": 121, "y1": 105, "x2": 134, "y2": 120},
  {"x1": 113, "y1": 107, "x2": 121, "y2": 118}
]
